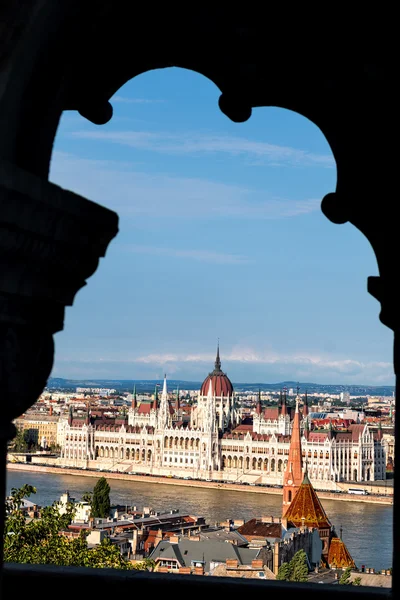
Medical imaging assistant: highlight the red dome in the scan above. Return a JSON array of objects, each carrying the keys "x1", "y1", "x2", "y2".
[{"x1": 200, "y1": 346, "x2": 234, "y2": 396}]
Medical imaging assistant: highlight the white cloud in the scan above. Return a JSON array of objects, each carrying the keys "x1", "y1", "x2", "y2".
[
  {"x1": 122, "y1": 244, "x2": 250, "y2": 265},
  {"x1": 69, "y1": 129, "x2": 334, "y2": 168},
  {"x1": 111, "y1": 96, "x2": 164, "y2": 104},
  {"x1": 52, "y1": 349, "x2": 394, "y2": 385},
  {"x1": 50, "y1": 151, "x2": 321, "y2": 220}
]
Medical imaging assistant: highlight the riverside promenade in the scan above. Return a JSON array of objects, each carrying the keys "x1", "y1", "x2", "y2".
[{"x1": 6, "y1": 463, "x2": 393, "y2": 506}]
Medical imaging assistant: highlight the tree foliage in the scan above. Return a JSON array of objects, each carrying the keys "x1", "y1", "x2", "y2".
[
  {"x1": 91, "y1": 477, "x2": 110, "y2": 518},
  {"x1": 276, "y1": 561, "x2": 293, "y2": 581},
  {"x1": 291, "y1": 549, "x2": 309, "y2": 582},
  {"x1": 12, "y1": 430, "x2": 31, "y2": 452},
  {"x1": 4, "y1": 485, "x2": 132, "y2": 570},
  {"x1": 339, "y1": 566, "x2": 360, "y2": 585},
  {"x1": 132, "y1": 558, "x2": 156, "y2": 571},
  {"x1": 339, "y1": 566, "x2": 352, "y2": 584},
  {"x1": 276, "y1": 550, "x2": 309, "y2": 582}
]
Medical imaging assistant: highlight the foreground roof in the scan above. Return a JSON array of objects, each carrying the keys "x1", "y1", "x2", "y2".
[
  {"x1": 284, "y1": 473, "x2": 331, "y2": 529},
  {"x1": 327, "y1": 537, "x2": 356, "y2": 569}
]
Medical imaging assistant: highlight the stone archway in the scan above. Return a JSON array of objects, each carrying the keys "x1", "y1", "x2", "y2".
[{"x1": 0, "y1": 6, "x2": 395, "y2": 589}]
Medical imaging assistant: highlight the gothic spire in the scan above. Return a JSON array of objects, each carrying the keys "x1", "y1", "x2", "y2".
[
  {"x1": 131, "y1": 384, "x2": 137, "y2": 409},
  {"x1": 152, "y1": 384, "x2": 158, "y2": 410},
  {"x1": 176, "y1": 384, "x2": 180, "y2": 411},
  {"x1": 282, "y1": 394, "x2": 303, "y2": 516},
  {"x1": 214, "y1": 340, "x2": 221, "y2": 372},
  {"x1": 256, "y1": 389, "x2": 262, "y2": 415},
  {"x1": 158, "y1": 375, "x2": 169, "y2": 427},
  {"x1": 302, "y1": 390, "x2": 309, "y2": 418},
  {"x1": 280, "y1": 388, "x2": 287, "y2": 416}
]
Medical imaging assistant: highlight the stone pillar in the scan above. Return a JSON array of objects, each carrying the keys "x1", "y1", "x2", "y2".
[{"x1": 0, "y1": 159, "x2": 118, "y2": 573}]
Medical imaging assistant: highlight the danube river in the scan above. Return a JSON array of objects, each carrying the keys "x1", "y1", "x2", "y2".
[{"x1": 6, "y1": 469, "x2": 393, "y2": 571}]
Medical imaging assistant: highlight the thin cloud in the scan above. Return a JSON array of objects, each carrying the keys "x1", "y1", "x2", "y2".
[
  {"x1": 112, "y1": 96, "x2": 164, "y2": 104},
  {"x1": 50, "y1": 151, "x2": 321, "y2": 221},
  {"x1": 52, "y1": 351, "x2": 394, "y2": 385},
  {"x1": 70, "y1": 130, "x2": 335, "y2": 168},
  {"x1": 122, "y1": 244, "x2": 250, "y2": 265}
]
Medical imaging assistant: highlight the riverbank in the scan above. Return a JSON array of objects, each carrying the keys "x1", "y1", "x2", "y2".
[{"x1": 6, "y1": 463, "x2": 393, "y2": 505}]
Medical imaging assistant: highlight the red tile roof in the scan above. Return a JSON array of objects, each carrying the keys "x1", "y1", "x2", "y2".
[
  {"x1": 327, "y1": 537, "x2": 356, "y2": 569},
  {"x1": 237, "y1": 518, "x2": 282, "y2": 539},
  {"x1": 263, "y1": 408, "x2": 280, "y2": 420},
  {"x1": 285, "y1": 473, "x2": 331, "y2": 530}
]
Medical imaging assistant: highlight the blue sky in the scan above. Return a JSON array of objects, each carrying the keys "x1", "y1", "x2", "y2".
[{"x1": 49, "y1": 68, "x2": 393, "y2": 385}]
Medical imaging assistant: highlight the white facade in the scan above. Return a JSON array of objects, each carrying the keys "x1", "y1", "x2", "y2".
[{"x1": 58, "y1": 366, "x2": 386, "y2": 489}]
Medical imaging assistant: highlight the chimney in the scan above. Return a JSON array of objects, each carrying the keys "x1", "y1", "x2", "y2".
[
  {"x1": 226, "y1": 559, "x2": 238, "y2": 569},
  {"x1": 251, "y1": 560, "x2": 263, "y2": 570}
]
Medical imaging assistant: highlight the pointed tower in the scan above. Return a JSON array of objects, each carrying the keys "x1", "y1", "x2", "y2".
[
  {"x1": 256, "y1": 389, "x2": 262, "y2": 415},
  {"x1": 152, "y1": 385, "x2": 158, "y2": 411},
  {"x1": 280, "y1": 388, "x2": 287, "y2": 416},
  {"x1": 327, "y1": 419, "x2": 333, "y2": 440},
  {"x1": 68, "y1": 405, "x2": 73, "y2": 426},
  {"x1": 303, "y1": 390, "x2": 309, "y2": 418},
  {"x1": 284, "y1": 470, "x2": 331, "y2": 555},
  {"x1": 175, "y1": 384, "x2": 180, "y2": 413},
  {"x1": 157, "y1": 375, "x2": 169, "y2": 429},
  {"x1": 303, "y1": 417, "x2": 310, "y2": 440},
  {"x1": 215, "y1": 341, "x2": 221, "y2": 372},
  {"x1": 282, "y1": 397, "x2": 303, "y2": 516},
  {"x1": 131, "y1": 385, "x2": 137, "y2": 410}
]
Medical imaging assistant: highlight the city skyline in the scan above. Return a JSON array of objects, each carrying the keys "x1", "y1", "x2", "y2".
[{"x1": 50, "y1": 68, "x2": 393, "y2": 385}]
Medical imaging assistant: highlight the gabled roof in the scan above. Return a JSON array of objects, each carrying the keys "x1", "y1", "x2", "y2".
[{"x1": 284, "y1": 473, "x2": 331, "y2": 530}]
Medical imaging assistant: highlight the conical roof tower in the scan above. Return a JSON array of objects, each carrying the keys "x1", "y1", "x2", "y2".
[{"x1": 282, "y1": 397, "x2": 303, "y2": 515}]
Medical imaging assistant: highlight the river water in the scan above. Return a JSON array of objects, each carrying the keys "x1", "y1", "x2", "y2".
[{"x1": 6, "y1": 469, "x2": 393, "y2": 571}]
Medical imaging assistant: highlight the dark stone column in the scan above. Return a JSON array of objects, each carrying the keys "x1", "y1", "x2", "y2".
[{"x1": 0, "y1": 158, "x2": 118, "y2": 581}]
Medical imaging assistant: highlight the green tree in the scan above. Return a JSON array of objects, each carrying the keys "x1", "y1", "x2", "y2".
[
  {"x1": 339, "y1": 567, "x2": 352, "y2": 585},
  {"x1": 277, "y1": 561, "x2": 293, "y2": 581},
  {"x1": 352, "y1": 577, "x2": 362, "y2": 586},
  {"x1": 290, "y1": 549, "x2": 309, "y2": 582},
  {"x1": 4, "y1": 485, "x2": 132, "y2": 570},
  {"x1": 13, "y1": 429, "x2": 31, "y2": 452},
  {"x1": 91, "y1": 477, "x2": 111, "y2": 518},
  {"x1": 132, "y1": 558, "x2": 156, "y2": 571},
  {"x1": 276, "y1": 550, "x2": 309, "y2": 582}
]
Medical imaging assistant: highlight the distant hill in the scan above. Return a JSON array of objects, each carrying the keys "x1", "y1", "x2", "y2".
[{"x1": 46, "y1": 377, "x2": 394, "y2": 396}]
